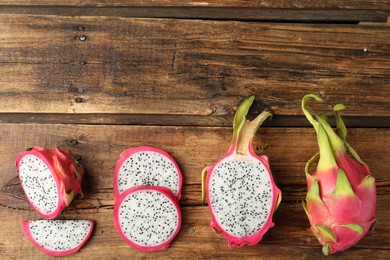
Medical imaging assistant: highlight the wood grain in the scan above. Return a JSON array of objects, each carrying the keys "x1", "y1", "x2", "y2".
[
  {"x1": 0, "y1": 15, "x2": 389, "y2": 117},
  {"x1": 0, "y1": 0, "x2": 389, "y2": 10}
]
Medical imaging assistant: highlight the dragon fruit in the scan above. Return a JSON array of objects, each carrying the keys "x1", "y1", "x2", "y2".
[
  {"x1": 17, "y1": 146, "x2": 84, "y2": 219},
  {"x1": 113, "y1": 146, "x2": 182, "y2": 200},
  {"x1": 201, "y1": 96, "x2": 282, "y2": 247},
  {"x1": 113, "y1": 186, "x2": 182, "y2": 252},
  {"x1": 22, "y1": 220, "x2": 94, "y2": 256},
  {"x1": 302, "y1": 94, "x2": 376, "y2": 255}
]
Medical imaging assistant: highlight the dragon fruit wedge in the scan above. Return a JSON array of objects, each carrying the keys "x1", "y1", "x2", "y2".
[
  {"x1": 17, "y1": 146, "x2": 84, "y2": 219},
  {"x1": 302, "y1": 94, "x2": 376, "y2": 255},
  {"x1": 113, "y1": 146, "x2": 182, "y2": 200},
  {"x1": 201, "y1": 96, "x2": 282, "y2": 247},
  {"x1": 23, "y1": 220, "x2": 94, "y2": 256},
  {"x1": 113, "y1": 186, "x2": 182, "y2": 252}
]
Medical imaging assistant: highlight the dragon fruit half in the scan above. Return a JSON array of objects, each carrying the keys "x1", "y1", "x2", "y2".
[
  {"x1": 23, "y1": 220, "x2": 94, "y2": 256},
  {"x1": 17, "y1": 146, "x2": 84, "y2": 219},
  {"x1": 113, "y1": 186, "x2": 182, "y2": 252},
  {"x1": 302, "y1": 94, "x2": 376, "y2": 255},
  {"x1": 202, "y1": 96, "x2": 282, "y2": 247},
  {"x1": 113, "y1": 146, "x2": 182, "y2": 200}
]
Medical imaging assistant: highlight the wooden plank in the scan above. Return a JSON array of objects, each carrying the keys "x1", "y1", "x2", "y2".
[
  {"x1": 0, "y1": 15, "x2": 389, "y2": 116},
  {"x1": 0, "y1": 124, "x2": 388, "y2": 207},
  {"x1": 0, "y1": 7, "x2": 388, "y2": 22},
  {"x1": 0, "y1": 200, "x2": 389, "y2": 259},
  {"x1": 0, "y1": 1, "x2": 389, "y2": 10}
]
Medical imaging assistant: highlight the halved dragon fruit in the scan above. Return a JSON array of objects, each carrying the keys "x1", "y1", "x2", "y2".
[
  {"x1": 22, "y1": 220, "x2": 94, "y2": 256},
  {"x1": 113, "y1": 146, "x2": 182, "y2": 200},
  {"x1": 202, "y1": 96, "x2": 282, "y2": 247},
  {"x1": 302, "y1": 94, "x2": 376, "y2": 255},
  {"x1": 113, "y1": 186, "x2": 181, "y2": 252},
  {"x1": 17, "y1": 146, "x2": 84, "y2": 219}
]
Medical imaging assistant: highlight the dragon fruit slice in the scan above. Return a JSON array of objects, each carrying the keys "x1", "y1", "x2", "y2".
[
  {"x1": 113, "y1": 186, "x2": 181, "y2": 252},
  {"x1": 202, "y1": 96, "x2": 282, "y2": 247},
  {"x1": 22, "y1": 220, "x2": 94, "y2": 256},
  {"x1": 16, "y1": 146, "x2": 84, "y2": 219},
  {"x1": 113, "y1": 146, "x2": 182, "y2": 200},
  {"x1": 302, "y1": 94, "x2": 376, "y2": 255}
]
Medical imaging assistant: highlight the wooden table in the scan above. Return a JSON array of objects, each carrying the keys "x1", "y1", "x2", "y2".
[{"x1": 0, "y1": 2, "x2": 389, "y2": 259}]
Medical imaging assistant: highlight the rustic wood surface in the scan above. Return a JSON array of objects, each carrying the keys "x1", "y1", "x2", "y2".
[
  {"x1": 0, "y1": 4, "x2": 389, "y2": 260},
  {"x1": 0, "y1": 15, "x2": 389, "y2": 117},
  {"x1": 0, "y1": 0, "x2": 389, "y2": 9}
]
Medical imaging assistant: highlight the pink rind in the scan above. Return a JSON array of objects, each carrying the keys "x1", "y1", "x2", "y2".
[
  {"x1": 113, "y1": 146, "x2": 183, "y2": 200},
  {"x1": 206, "y1": 141, "x2": 281, "y2": 247},
  {"x1": 113, "y1": 186, "x2": 182, "y2": 252},
  {"x1": 22, "y1": 220, "x2": 94, "y2": 256}
]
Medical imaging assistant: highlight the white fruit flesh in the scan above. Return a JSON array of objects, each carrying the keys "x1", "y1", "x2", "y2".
[
  {"x1": 117, "y1": 151, "x2": 180, "y2": 196},
  {"x1": 26, "y1": 220, "x2": 92, "y2": 251},
  {"x1": 209, "y1": 155, "x2": 273, "y2": 237},
  {"x1": 118, "y1": 190, "x2": 179, "y2": 247},
  {"x1": 19, "y1": 154, "x2": 58, "y2": 215}
]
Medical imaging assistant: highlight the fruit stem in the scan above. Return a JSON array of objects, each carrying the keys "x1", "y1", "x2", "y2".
[
  {"x1": 333, "y1": 104, "x2": 347, "y2": 140},
  {"x1": 305, "y1": 152, "x2": 320, "y2": 178},
  {"x1": 317, "y1": 123, "x2": 337, "y2": 170},
  {"x1": 233, "y1": 96, "x2": 255, "y2": 139},
  {"x1": 315, "y1": 113, "x2": 345, "y2": 156},
  {"x1": 302, "y1": 94, "x2": 345, "y2": 160},
  {"x1": 236, "y1": 111, "x2": 272, "y2": 155},
  {"x1": 333, "y1": 104, "x2": 365, "y2": 164},
  {"x1": 302, "y1": 94, "x2": 323, "y2": 133}
]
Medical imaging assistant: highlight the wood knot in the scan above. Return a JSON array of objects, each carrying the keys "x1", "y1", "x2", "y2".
[{"x1": 70, "y1": 139, "x2": 79, "y2": 145}]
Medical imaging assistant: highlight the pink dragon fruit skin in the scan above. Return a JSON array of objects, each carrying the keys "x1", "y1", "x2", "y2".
[
  {"x1": 16, "y1": 146, "x2": 84, "y2": 219},
  {"x1": 202, "y1": 96, "x2": 282, "y2": 247},
  {"x1": 302, "y1": 94, "x2": 376, "y2": 255}
]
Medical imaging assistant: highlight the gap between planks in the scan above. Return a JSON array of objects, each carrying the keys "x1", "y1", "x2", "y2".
[
  {"x1": 0, "y1": 114, "x2": 388, "y2": 128},
  {"x1": 0, "y1": 6, "x2": 389, "y2": 23}
]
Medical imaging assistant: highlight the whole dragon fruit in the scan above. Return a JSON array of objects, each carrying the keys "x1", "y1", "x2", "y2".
[
  {"x1": 16, "y1": 146, "x2": 84, "y2": 219},
  {"x1": 202, "y1": 96, "x2": 282, "y2": 247},
  {"x1": 113, "y1": 146, "x2": 182, "y2": 200},
  {"x1": 302, "y1": 94, "x2": 376, "y2": 255},
  {"x1": 113, "y1": 186, "x2": 182, "y2": 252},
  {"x1": 23, "y1": 220, "x2": 94, "y2": 256}
]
